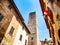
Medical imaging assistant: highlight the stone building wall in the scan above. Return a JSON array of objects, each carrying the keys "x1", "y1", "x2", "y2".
[
  {"x1": 0, "y1": 0, "x2": 30, "y2": 45},
  {"x1": 1, "y1": 16, "x2": 29, "y2": 45}
]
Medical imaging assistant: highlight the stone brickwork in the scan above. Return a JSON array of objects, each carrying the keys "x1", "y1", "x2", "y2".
[
  {"x1": 0, "y1": 0, "x2": 30, "y2": 45},
  {"x1": 1, "y1": 16, "x2": 29, "y2": 45},
  {"x1": 53, "y1": 1, "x2": 60, "y2": 45},
  {"x1": 0, "y1": 0, "x2": 13, "y2": 43},
  {"x1": 28, "y1": 12, "x2": 41, "y2": 45},
  {"x1": 28, "y1": 12, "x2": 37, "y2": 34}
]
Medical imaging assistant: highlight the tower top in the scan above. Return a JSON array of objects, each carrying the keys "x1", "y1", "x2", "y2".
[{"x1": 29, "y1": 12, "x2": 36, "y2": 15}]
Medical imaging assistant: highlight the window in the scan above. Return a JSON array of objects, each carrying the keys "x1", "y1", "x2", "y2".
[
  {"x1": 0, "y1": 2, "x2": 1, "y2": 5},
  {"x1": 19, "y1": 35, "x2": 22, "y2": 41},
  {"x1": 22, "y1": 27, "x2": 24, "y2": 30},
  {"x1": 57, "y1": 0, "x2": 60, "y2": 3},
  {"x1": 9, "y1": 26, "x2": 15, "y2": 36},
  {"x1": 57, "y1": 14, "x2": 59, "y2": 19},
  {"x1": 30, "y1": 16, "x2": 33, "y2": 19},
  {"x1": 58, "y1": 29, "x2": 60, "y2": 39},
  {"x1": 0, "y1": 13, "x2": 4, "y2": 21},
  {"x1": 57, "y1": 14, "x2": 60, "y2": 21},
  {"x1": 31, "y1": 37, "x2": 34, "y2": 42},
  {"x1": 8, "y1": 4, "x2": 12, "y2": 10},
  {"x1": 16, "y1": 16, "x2": 18, "y2": 20},
  {"x1": 25, "y1": 40, "x2": 27, "y2": 45}
]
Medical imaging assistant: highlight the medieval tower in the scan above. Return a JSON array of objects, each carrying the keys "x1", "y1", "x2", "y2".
[{"x1": 28, "y1": 12, "x2": 41, "y2": 45}]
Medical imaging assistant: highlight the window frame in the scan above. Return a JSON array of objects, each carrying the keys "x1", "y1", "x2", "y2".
[
  {"x1": 9, "y1": 26, "x2": 15, "y2": 36},
  {"x1": 19, "y1": 34, "x2": 22, "y2": 41}
]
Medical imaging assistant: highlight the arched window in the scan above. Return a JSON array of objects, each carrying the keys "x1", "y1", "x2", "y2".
[{"x1": 58, "y1": 29, "x2": 60, "y2": 39}]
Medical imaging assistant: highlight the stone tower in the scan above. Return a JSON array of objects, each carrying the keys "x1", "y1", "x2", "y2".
[
  {"x1": 28, "y1": 12, "x2": 40, "y2": 45},
  {"x1": 28, "y1": 12, "x2": 38, "y2": 34}
]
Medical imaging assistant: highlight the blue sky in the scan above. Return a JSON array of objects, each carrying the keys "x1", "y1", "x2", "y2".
[{"x1": 14, "y1": 0, "x2": 50, "y2": 41}]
